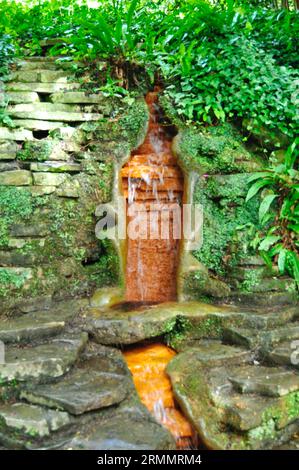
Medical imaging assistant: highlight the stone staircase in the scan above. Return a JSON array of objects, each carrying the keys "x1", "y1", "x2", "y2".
[
  {"x1": 166, "y1": 303, "x2": 299, "y2": 450},
  {"x1": 0, "y1": 299, "x2": 175, "y2": 450}
]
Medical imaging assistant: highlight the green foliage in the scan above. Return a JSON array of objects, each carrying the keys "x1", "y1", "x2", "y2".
[
  {"x1": 246, "y1": 140, "x2": 299, "y2": 286},
  {"x1": 0, "y1": 268, "x2": 29, "y2": 297},
  {"x1": 0, "y1": 0, "x2": 297, "y2": 138},
  {"x1": 0, "y1": 34, "x2": 15, "y2": 126},
  {"x1": 165, "y1": 315, "x2": 192, "y2": 347},
  {"x1": 194, "y1": 175, "x2": 260, "y2": 275},
  {"x1": 0, "y1": 187, "x2": 34, "y2": 247}
]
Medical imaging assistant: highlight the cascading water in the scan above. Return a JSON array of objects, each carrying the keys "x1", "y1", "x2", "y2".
[
  {"x1": 121, "y1": 90, "x2": 196, "y2": 449},
  {"x1": 124, "y1": 343, "x2": 196, "y2": 449},
  {"x1": 121, "y1": 88, "x2": 183, "y2": 303}
]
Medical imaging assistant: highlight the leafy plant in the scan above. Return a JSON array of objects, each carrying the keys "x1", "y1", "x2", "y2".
[{"x1": 246, "y1": 140, "x2": 299, "y2": 286}]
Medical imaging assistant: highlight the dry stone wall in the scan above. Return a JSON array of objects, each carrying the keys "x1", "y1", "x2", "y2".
[{"x1": 0, "y1": 58, "x2": 127, "y2": 314}]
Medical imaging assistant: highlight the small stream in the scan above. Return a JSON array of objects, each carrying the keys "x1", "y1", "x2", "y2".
[{"x1": 124, "y1": 342, "x2": 197, "y2": 449}]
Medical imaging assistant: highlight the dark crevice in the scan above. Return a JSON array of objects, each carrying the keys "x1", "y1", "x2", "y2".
[{"x1": 32, "y1": 130, "x2": 50, "y2": 139}]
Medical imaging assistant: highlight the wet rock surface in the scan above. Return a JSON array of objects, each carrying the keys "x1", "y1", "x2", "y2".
[
  {"x1": 21, "y1": 355, "x2": 129, "y2": 415},
  {"x1": 166, "y1": 302, "x2": 299, "y2": 450}
]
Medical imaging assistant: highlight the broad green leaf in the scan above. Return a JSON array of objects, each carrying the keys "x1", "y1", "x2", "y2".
[
  {"x1": 258, "y1": 235, "x2": 281, "y2": 251},
  {"x1": 278, "y1": 249, "x2": 287, "y2": 273},
  {"x1": 246, "y1": 179, "x2": 271, "y2": 202},
  {"x1": 259, "y1": 194, "x2": 278, "y2": 223}
]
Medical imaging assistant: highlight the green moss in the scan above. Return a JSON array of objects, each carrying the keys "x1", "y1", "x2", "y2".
[
  {"x1": 17, "y1": 141, "x2": 53, "y2": 162},
  {"x1": 240, "y1": 269, "x2": 264, "y2": 292},
  {"x1": 248, "y1": 418, "x2": 276, "y2": 442},
  {"x1": 165, "y1": 315, "x2": 192, "y2": 346},
  {"x1": 0, "y1": 268, "x2": 29, "y2": 298},
  {"x1": 91, "y1": 98, "x2": 149, "y2": 157},
  {"x1": 196, "y1": 316, "x2": 223, "y2": 338},
  {"x1": 193, "y1": 178, "x2": 260, "y2": 276},
  {"x1": 0, "y1": 187, "x2": 35, "y2": 248},
  {"x1": 174, "y1": 126, "x2": 260, "y2": 174}
]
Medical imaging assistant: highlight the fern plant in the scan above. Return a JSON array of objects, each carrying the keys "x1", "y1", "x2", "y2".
[{"x1": 246, "y1": 140, "x2": 299, "y2": 287}]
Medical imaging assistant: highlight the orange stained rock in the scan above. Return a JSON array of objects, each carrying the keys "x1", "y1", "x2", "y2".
[
  {"x1": 122, "y1": 90, "x2": 183, "y2": 303},
  {"x1": 124, "y1": 343, "x2": 194, "y2": 448}
]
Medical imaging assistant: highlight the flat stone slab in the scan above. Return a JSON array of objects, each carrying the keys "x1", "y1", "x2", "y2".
[
  {"x1": 262, "y1": 322, "x2": 299, "y2": 347},
  {"x1": 50, "y1": 91, "x2": 106, "y2": 104},
  {"x1": 30, "y1": 162, "x2": 81, "y2": 173},
  {"x1": 174, "y1": 340, "x2": 252, "y2": 367},
  {"x1": 8, "y1": 103, "x2": 103, "y2": 122},
  {"x1": 0, "y1": 403, "x2": 70, "y2": 438},
  {"x1": 267, "y1": 341, "x2": 299, "y2": 369},
  {"x1": 223, "y1": 326, "x2": 259, "y2": 349},
  {"x1": 66, "y1": 413, "x2": 175, "y2": 450},
  {"x1": 238, "y1": 306, "x2": 298, "y2": 330},
  {"x1": 0, "y1": 315, "x2": 64, "y2": 344},
  {"x1": 228, "y1": 365, "x2": 299, "y2": 397},
  {"x1": 0, "y1": 170, "x2": 32, "y2": 186},
  {"x1": 0, "y1": 127, "x2": 34, "y2": 141},
  {"x1": 21, "y1": 354, "x2": 129, "y2": 415},
  {"x1": 13, "y1": 119, "x2": 65, "y2": 131},
  {"x1": 0, "y1": 333, "x2": 88, "y2": 384},
  {"x1": 0, "y1": 299, "x2": 82, "y2": 344},
  {"x1": 7, "y1": 92, "x2": 40, "y2": 103},
  {"x1": 167, "y1": 352, "x2": 299, "y2": 449},
  {"x1": 6, "y1": 82, "x2": 82, "y2": 93},
  {"x1": 87, "y1": 301, "x2": 243, "y2": 345}
]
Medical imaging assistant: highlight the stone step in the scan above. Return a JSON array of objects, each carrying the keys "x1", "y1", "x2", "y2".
[
  {"x1": 21, "y1": 350, "x2": 129, "y2": 415},
  {"x1": 223, "y1": 326, "x2": 259, "y2": 349},
  {"x1": 15, "y1": 60, "x2": 74, "y2": 71},
  {"x1": 6, "y1": 82, "x2": 82, "y2": 93},
  {"x1": 8, "y1": 102, "x2": 89, "y2": 113},
  {"x1": 0, "y1": 314, "x2": 64, "y2": 344},
  {"x1": 167, "y1": 353, "x2": 299, "y2": 449},
  {"x1": 267, "y1": 341, "x2": 299, "y2": 369},
  {"x1": 228, "y1": 365, "x2": 299, "y2": 397},
  {"x1": 9, "y1": 109, "x2": 103, "y2": 122},
  {"x1": 0, "y1": 403, "x2": 70, "y2": 439},
  {"x1": 30, "y1": 161, "x2": 81, "y2": 173},
  {"x1": 262, "y1": 322, "x2": 299, "y2": 346},
  {"x1": 170, "y1": 340, "x2": 252, "y2": 367},
  {"x1": 0, "y1": 333, "x2": 88, "y2": 384},
  {"x1": 236, "y1": 306, "x2": 298, "y2": 330},
  {"x1": 0, "y1": 300, "x2": 81, "y2": 344}
]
